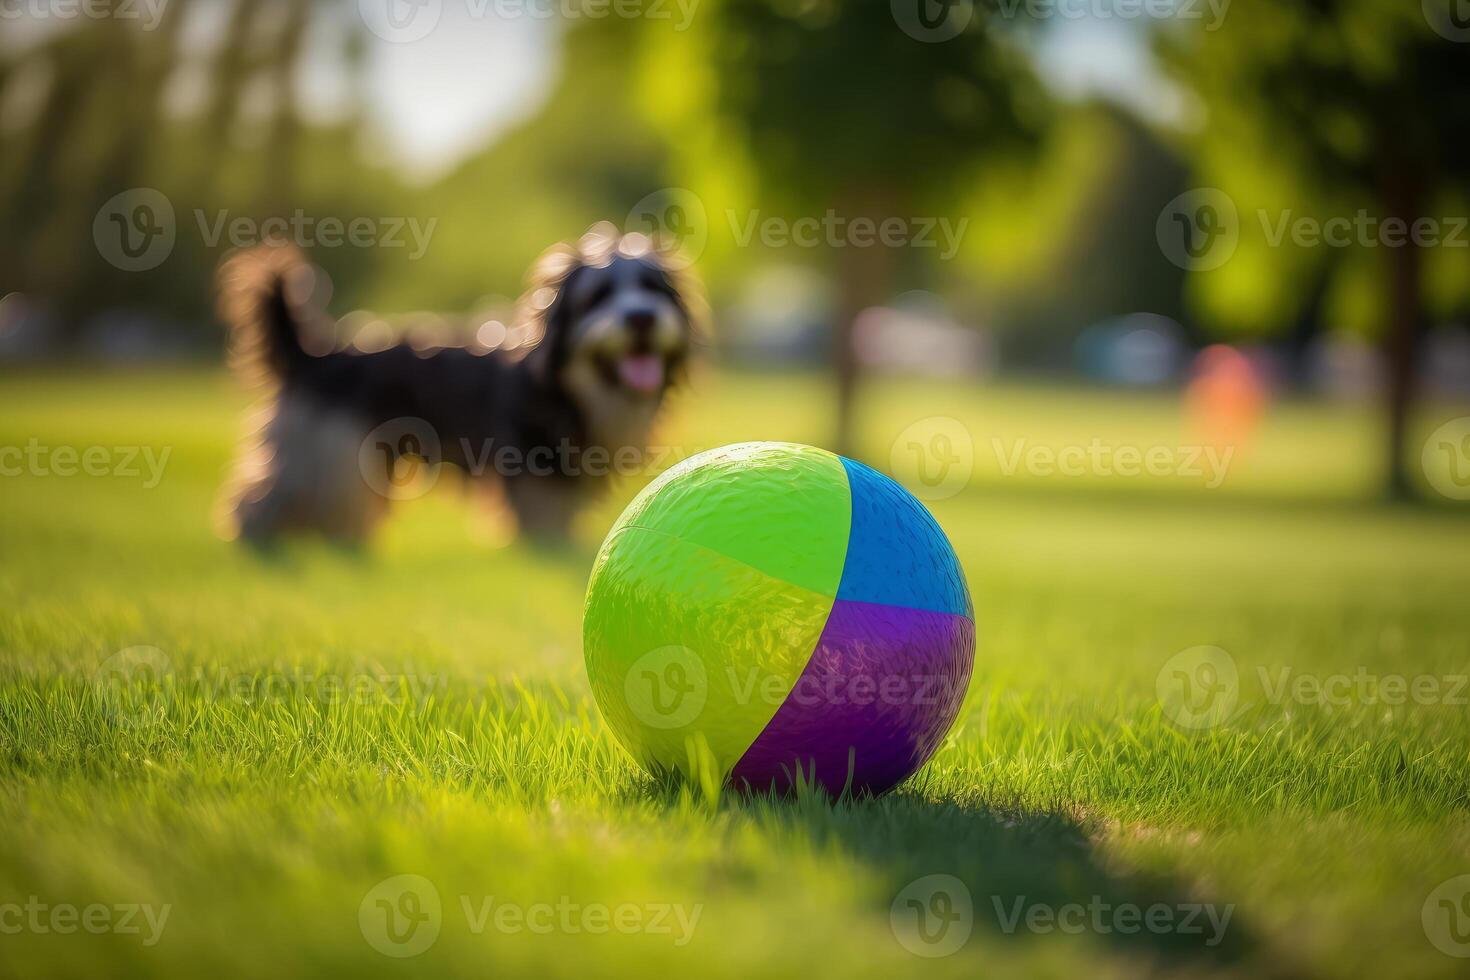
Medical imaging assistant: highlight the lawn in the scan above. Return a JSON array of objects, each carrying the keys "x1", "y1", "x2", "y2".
[{"x1": 1, "y1": 367, "x2": 1468, "y2": 979}]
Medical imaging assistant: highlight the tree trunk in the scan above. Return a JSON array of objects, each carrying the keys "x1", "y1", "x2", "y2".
[
  {"x1": 1379, "y1": 172, "x2": 1426, "y2": 501},
  {"x1": 830, "y1": 191, "x2": 898, "y2": 456}
]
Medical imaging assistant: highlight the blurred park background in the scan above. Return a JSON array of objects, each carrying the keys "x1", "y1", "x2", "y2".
[
  {"x1": 2, "y1": 0, "x2": 1469, "y2": 499},
  {"x1": 5, "y1": 5, "x2": 1470, "y2": 978}
]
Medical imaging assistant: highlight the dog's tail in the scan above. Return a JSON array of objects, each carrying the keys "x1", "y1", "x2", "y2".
[{"x1": 217, "y1": 245, "x2": 319, "y2": 388}]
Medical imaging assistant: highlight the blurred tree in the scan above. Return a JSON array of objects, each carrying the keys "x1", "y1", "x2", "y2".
[
  {"x1": 961, "y1": 101, "x2": 1193, "y2": 370},
  {"x1": 197, "y1": 0, "x2": 272, "y2": 191},
  {"x1": 706, "y1": 0, "x2": 1045, "y2": 453},
  {"x1": 0, "y1": 1, "x2": 391, "y2": 349},
  {"x1": 259, "y1": 0, "x2": 311, "y2": 213},
  {"x1": 397, "y1": 13, "x2": 674, "y2": 312},
  {"x1": 1160, "y1": 1, "x2": 1470, "y2": 498},
  {"x1": 1, "y1": 2, "x2": 189, "y2": 342}
]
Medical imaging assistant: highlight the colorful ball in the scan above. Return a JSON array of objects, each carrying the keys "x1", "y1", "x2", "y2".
[{"x1": 584, "y1": 442, "x2": 974, "y2": 796}]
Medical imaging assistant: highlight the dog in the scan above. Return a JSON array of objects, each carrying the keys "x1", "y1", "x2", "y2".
[{"x1": 216, "y1": 223, "x2": 702, "y2": 545}]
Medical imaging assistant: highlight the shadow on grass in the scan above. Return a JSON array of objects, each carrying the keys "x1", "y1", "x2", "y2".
[{"x1": 632, "y1": 775, "x2": 1288, "y2": 976}]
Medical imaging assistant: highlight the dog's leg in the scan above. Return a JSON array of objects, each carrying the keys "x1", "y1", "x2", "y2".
[
  {"x1": 504, "y1": 474, "x2": 583, "y2": 542},
  {"x1": 223, "y1": 394, "x2": 387, "y2": 546}
]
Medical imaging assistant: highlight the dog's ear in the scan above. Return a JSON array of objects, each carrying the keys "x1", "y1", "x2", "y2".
[
  {"x1": 516, "y1": 242, "x2": 584, "y2": 383},
  {"x1": 523, "y1": 273, "x2": 575, "y2": 381}
]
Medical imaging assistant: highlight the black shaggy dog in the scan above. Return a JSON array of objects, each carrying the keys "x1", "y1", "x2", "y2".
[{"x1": 216, "y1": 223, "x2": 702, "y2": 544}]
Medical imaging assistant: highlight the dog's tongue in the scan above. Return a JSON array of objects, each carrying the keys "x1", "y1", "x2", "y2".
[{"x1": 618, "y1": 353, "x2": 664, "y2": 393}]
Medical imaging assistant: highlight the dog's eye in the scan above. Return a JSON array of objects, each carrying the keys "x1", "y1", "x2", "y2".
[
  {"x1": 585, "y1": 283, "x2": 614, "y2": 310},
  {"x1": 639, "y1": 271, "x2": 672, "y2": 295}
]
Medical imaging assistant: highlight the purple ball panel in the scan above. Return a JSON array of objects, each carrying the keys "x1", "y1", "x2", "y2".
[{"x1": 729, "y1": 599, "x2": 975, "y2": 796}]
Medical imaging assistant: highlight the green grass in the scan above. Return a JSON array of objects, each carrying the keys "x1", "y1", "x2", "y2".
[{"x1": 1, "y1": 367, "x2": 1468, "y2": 979}]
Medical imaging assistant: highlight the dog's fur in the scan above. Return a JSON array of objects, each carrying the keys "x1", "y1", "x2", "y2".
[{"x1": 216, "y1": 223, "x2": 702, "y2": 544}]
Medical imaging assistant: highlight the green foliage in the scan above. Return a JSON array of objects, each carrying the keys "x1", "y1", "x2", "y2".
[
  {"x1": 707, "y1": 0, "x2": 1047, "y2": 209},
  {"x1": 1157, "y1": 0, "x2": 1470, "y2": 334}
]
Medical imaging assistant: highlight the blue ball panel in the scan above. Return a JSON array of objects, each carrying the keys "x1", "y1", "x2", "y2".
[{"x1": 835, "y1": 457, "x2": 972, "y2": 619}]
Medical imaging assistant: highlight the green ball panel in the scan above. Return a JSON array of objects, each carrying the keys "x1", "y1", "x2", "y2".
[
  {"x1": 607, "y1": 442, "x2": 851, "y2": 597},
  {"x1": 583, "y1": 524, "x2": 837, "y2": 777}
]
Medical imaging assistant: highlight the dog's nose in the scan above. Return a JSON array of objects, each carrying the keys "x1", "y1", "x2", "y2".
[{"x1": 624, "y1": 309, "x2": 656, "y2": 335}]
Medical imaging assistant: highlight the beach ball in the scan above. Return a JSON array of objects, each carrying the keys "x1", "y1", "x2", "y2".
[{"x1": 584, "y1": 442, "x2": 974, "y2": 796}]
